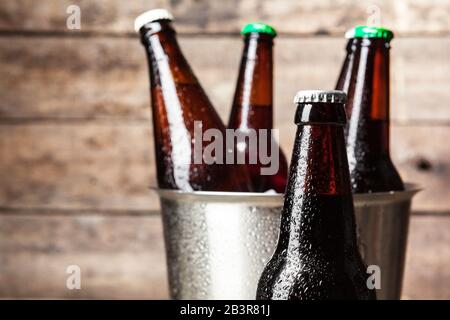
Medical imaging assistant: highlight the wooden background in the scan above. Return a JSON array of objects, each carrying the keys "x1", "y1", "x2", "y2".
[{"x1": 0, "y1": 0, "x2": 448, "y2": 299}]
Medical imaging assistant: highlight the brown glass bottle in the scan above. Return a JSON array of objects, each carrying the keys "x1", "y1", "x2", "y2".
[
  {"x1": 336, "y1": 26, "x2": 404, "y2": 193},
  {"x1": 136, "y1": 10, "x2": 252, "y2": 192},
  {"x1": 228, "y1": 23, "x2": 288, "y2": 193},
  {"x1": 256, "y1": 91, "x2": 376, "y2": 300}
]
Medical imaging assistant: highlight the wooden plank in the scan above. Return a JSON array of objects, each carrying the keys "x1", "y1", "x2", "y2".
[
  {"x1": 402, "y1": 215, "x2": 450, "y2": 300},
  {"x1": 0, "y1": 36, "x2": 449, "y2": 123},
  {"x1": 0, "y1": 211, "x2": 448, "y2": 299},
  {"x1": 0, "y1": 123, "x2": 159, "y2": 210},
  {"x1": 0, "y1": 213, "x2": 169, "y2": 299},
  {"x1": 0, "y1": 36, "x2": 150, "y2": 121},
  {"x1": 0, "y1": 124, "x2": 448, "y2": 211},
  {"x1": 0, "y1": 0, "x2": 449, "y2": 35}
]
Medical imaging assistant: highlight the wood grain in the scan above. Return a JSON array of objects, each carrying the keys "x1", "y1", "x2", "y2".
[
  {"x1": 0, "y1": 123, "x2": 157, "y2": 210},
  {"x1": 391, "y1": 125, "x2": 450, "y2": 212},
  {"x1": 0, "y1": 124, "x2": 448, "y2": 211},
  {"x1": 0, "y1": 0, "x2": 448, "y2": 302},
  {"x1": 0, "y1": 212, "x2": 168, "y2": 299},
  {"x1": 0, "y1": 0, "x2": 448, "y2": 35},
  {"x1": 1, "y1": 36, "x2": 449, "y2": 123},
  {"x1": 402, "y1": 215, "x2": 450, "y2": 300},
  {"x1": 0, "y1": 211, "x2": 448, "y2": 299}
]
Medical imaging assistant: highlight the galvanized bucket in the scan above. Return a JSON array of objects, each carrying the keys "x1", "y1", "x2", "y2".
[{"x1": 154, "y1": 184, "x2": 419, "y2": 300}]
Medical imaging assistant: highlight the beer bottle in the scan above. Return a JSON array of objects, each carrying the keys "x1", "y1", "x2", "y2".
[
  {"x1": 135, "y1": 9, "x2": 252, "y2": 192},
  {"x1": 336, "y1": 26, "x2": 404, "y2": 193},
  {"x1": 228, "y1": 23, "x2": 288, "y2": 193},
  {"x1": 256, "y1": 90, "x2": 376, "y2": 300}
]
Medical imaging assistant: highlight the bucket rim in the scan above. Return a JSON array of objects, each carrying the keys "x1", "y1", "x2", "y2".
[
  {"x1": 151, "y1": 187, "x2": 283, "y2": 203},
  {"x1": 151, "y1": 183, "x2": 420, "y2": 203},
  {"x1": 352, "y1": 183, "x2": 421, "y2": 203}
]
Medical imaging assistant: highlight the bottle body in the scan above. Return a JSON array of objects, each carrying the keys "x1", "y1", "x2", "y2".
[
  {"x1": 257, "y1": 94, "x2": 376, "y2": 300},
  {"x1": 336, "y1": 33, "x2": 403, "y2": 193},
  {"x1": 228, "y1": 30, "x2": 288, "y2": 193},
  {"x1": 140, "y1": 20, "x2": 251, "y2": 192}
]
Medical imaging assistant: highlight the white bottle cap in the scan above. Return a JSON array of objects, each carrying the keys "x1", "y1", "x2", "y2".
[{"x1": 134, "y1": 9, "x2": 174, "y2": 32}]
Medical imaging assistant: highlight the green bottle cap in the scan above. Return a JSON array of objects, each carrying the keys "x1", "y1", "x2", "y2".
[
  {"x1": 241, "y1": 23, "x2": 277, "y2": 37},
  {"x1": 345, "y1": 26, "x2": 394, "y2": 40}
]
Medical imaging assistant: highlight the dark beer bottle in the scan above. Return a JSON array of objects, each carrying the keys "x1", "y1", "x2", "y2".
[
  {"x1": 256, "y1": 90, "x2": 376, "y2": 300},
  {"x1": 336, "y1": 26, "x2": 404, "y2": 193},
  {"x1": 135, "y1": 9, "x2": 251, "y2": 192},
  {"x1": 228, "y1": 23, "x2": 288, "y2": 193}
]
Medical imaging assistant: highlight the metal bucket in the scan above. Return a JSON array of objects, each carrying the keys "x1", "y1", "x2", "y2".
[
  {"x1": 154, "y1": 184, "x2": 419, "y2": 300},
  {"x1": 353, "y1": 184, "x2": 420, "y2": 300}
]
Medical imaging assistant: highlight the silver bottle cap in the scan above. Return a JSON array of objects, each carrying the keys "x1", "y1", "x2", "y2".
[{"x1": 294, "y1": 90, "x2": 347, "y2": 104}]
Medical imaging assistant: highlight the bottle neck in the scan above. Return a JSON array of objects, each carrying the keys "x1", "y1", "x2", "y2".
[
  {"x1": 338, "y1": 38, "x2": 391, "y2": 156},
  {"x1": 229, "y1": 34, "x2": 274, "y2": 130},
  {"x1": 278, "y1": 123, "x2": 357, "y2": 258},
  {"x1": 140, "y1": 21, "x2": 198, "y2": 88}
]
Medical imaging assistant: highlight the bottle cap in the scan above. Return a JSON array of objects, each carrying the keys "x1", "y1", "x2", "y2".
[
  {"x1": 241, "y1": 23, "x2": 277, "y2": 37},
  {"x1": 294, "y1": 90, "x2": 347, "y2": 104},
  {"x1": 134, "y1": 9, "x2": 174, "y2": 32},
  {"x1": 345, "y1": 26, "x2": 394, "y2": 40}
]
